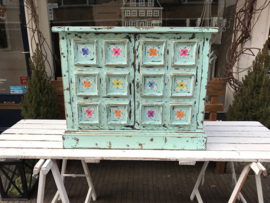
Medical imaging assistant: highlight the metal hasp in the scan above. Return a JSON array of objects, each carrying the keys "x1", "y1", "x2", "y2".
[{"x1": 52, "y1": 26, "x2": 218, "y2": 150}]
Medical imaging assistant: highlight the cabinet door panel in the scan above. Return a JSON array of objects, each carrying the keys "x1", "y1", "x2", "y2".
[
  {"x1": 67, "y1": 33, "x2": 135, "y2": 130},
  {"x1": 135, "y1": 33, "x2": 205, "y2": 131}
]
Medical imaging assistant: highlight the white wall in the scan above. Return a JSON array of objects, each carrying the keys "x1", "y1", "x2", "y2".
[{"x1": 224, "y1": 0, "x2": 270, "y2": 110}]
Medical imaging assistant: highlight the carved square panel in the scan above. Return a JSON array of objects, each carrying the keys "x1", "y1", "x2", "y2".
[
  {"x1": 140, "y1": 40, "x2": 166, "y2": 66},
  {"x1": 140, "y1": 73, "x2": 164, "y2": 97},
  {"x1": 104, "y1": 40, "x2": 128, "y2": 66},
  {"x1": 77, "y1": 103, "x2": 100, "y2": 125},
  {"x1": 172, "y1": 40, "x2": 198, "y2": 66},
  {"x1": 73, "y1": 40, "x2": 97, "y2": 65},
  {"x1": 75, "y1": 72, "x2": 99, "y2": 96},
  {"x1": 169, "y1": 103, "x2": 192, "y2": 126},
  {"x1": 105, "y1": 73, "x2": 129, "y2": 96},
  {"x1": 140, "y1": 103, "x2": 163, "y2": 125},
  {"x1": 106, "y1": 102, "x2": 129, "y2": 125},
  {"x1": 170, "y1": 73, "x2": 195, "y2": 97}
]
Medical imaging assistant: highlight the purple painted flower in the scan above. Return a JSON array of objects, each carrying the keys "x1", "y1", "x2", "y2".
[
  {"x1": 82, "y1": 48, "x2": 90, "y2": 56},
  {"x1": 147, "y1": 110, "x2": 155, "y2": 118}
]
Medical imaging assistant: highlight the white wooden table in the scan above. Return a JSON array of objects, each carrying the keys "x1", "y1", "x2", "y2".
[{"x1": 1, "y1": 119, "x2": 270, "y2": 203}]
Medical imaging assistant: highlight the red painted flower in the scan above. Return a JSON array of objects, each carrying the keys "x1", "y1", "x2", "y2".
[{"x1": 85, "y1": 108, "x2": 94, "y2": 117}]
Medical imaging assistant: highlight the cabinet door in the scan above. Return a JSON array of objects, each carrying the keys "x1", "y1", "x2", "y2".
[
  {"x1": 134, "y1": 33, "x2": 204, "y2": 131},
  {"x1": 67, "y1": 33, "x2": 135, "y2": 130}
]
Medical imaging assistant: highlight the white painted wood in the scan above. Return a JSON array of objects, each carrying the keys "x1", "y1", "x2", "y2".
[
  {"x1": 203, "y1": 121, "x2": 263, "y2": 126},
  {"x1": 230, "y1": 162, "x2": 247, "y2": 203},
  {"x1": 208, "y1": 137, "x2": 270, "y2": 144},
  {"x1": 255, "y1": 174, "x2": 264, "y2": 203},
  {"x1": 85, "y1": 188, "x2": 93, "y2": 203},
  {"x1": 0, "y1": 141, "x2": 63, "y2": 149},
  {"x1": 204, "y1": 126, "x2": 269, "y2": 132},
  {"x1": 0, "y1": 135, "x2": 62, "y2": 141},
  {"x1": 52, "y1": 159, "x2": 68, "y2": 203},
  {"x1": 18, "y1": 119, "x2": 66, "y2": 124},
  {"x1": 190, "y1": 161, "x2": 209, "y2": 200},
  {"x1": 207, "y1": 132, "x2": 270, "y2": 137},
  {"x1": 195, "y1": 189, "x2": 203, "y2": 203},
  {"x1": 257, "y1": 162, "x2": 267, "y2": 176},
  {"x1": 250, "y1": 162, "x2": 263, "y2": 175},
  {"x1": 41, "y1": 159, "x2": 54, "y2": 175},
  {"x1": 62, "y1": 174, "x2": 88, "y2": 177},
  {"x1": 34, "y1": 159, "x2": 45, "y2": 175},
  {"x1": 2, "y1": 128, "x2": 65, "y2": 135},
  {"x1": 10, "y1": 124, "x2": 66, "y2": 130},
  {"x1": 207, "y1": 144, "x2": 270, "y2": 151},
  {"x1": 179, "y1": 161, "x2": 196, "y2": 165},
  {"x1": 81, "y1": 160, "x2": 97, "y2": 201},
  {"x1": 85, "y1": 159, "x2": 100, "y2": 163},
  {"x1": 50, "y1": 160, "x2": 70, "y2": 203},
  {"x1": 228, "y1": 164, "x2": 251, "y2": 203},
  {"x1": 37, "y1": 170, "x2": 46, "y2": 203}
]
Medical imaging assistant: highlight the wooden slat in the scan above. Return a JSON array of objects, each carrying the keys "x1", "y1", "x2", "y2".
[
  {"x1": 207, "y1": 144, "x2": 270, "y2": 151},
  {"x1": 0, "y1": 103, "x2": 21, "y2": 110},
  {"x1": 17, "y1": 119, "x2": 66, "y2": 124},
  {"x1": 2, "y1": 128, "x2": 65, "y2": 135},
  {"x1": 9, "y1": 123, "x2": 66, "y2": 130},
  {"x1": 0, "y1": 135, "x2": 62, "y2": 141},
  {"x1": 208, "y1": 137, "x2": 270, "y2": 144},
  {"x1": 203, "y1": 126, "x2": 269, "y2": 132},
  {"x1": 0, "y1": 141, "x2": 63, "y2": 149},
  {"x1": 205, "y1": 104, "x2": 224, "y2": 112},
  {"x1": 203, "y1": 121, "x2": 263, "y2": 126},
  {"x1": 206, "y1": 80, "x2": 226, "y2": 96},
  {"x1": 207, "y1": 132, "x2": 270, "y2": 137}
]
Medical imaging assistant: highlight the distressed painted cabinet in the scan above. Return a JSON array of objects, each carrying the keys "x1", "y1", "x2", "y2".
[{"x1": 52, "y1": 27, "x2": 218, "y2": 150}]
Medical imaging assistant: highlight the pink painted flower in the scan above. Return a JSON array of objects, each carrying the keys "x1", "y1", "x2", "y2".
[
  {"x1": 179, "y1": 47, "x2": 190, "y2": 58},
  {"x1": 111, "y1": 46, "x2": 122, "y2": 57},
  {"x1": 85, "y1": 108, "x2": 94, "y2": 117}
]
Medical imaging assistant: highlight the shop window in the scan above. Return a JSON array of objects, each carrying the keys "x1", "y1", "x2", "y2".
[
  {"x1": 125, "y1": 21, "x2": 130, "y2": 27},
  {"x1": 139, "y1": 10, "x2": 145, "y2": 17},
  {"x1": 147, "y1": 10, "x2": 152, "y2": 17},
  {"x1": 146, "y1": 21, "x2": 152, "y2": 26}
]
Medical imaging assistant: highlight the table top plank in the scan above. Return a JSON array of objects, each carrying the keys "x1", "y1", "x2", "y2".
[{"x1": 1, "y1": 120, "x2": 270, "y2": 161}]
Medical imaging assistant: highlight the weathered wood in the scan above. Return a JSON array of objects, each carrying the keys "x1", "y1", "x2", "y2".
[
  {"x1": 51, "y1": 80, "x2": 64, "y2": 96},
  {"x1": 205, "y1": 103, "x2": 224, "y2": 112},
  {"x1": 206, "y1": 80, "x2": 226, "y2": 96},
  {"x1": 0, "y1": 103, "x2": 21, "y2": 110}
]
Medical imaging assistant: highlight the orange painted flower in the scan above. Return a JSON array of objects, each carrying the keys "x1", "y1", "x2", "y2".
[
  {"x1": 175, "y1": 109, "x2": 185, "y2": 120},
  {"x1": 82, "y1": 79, "x2": 93, "y2": 89},
  {"x1": 147, "y1": 46, "x2": 159, "y2": 58},
  {"x1": 114, "y1": 108, "x2": 123, "y2": 119}
]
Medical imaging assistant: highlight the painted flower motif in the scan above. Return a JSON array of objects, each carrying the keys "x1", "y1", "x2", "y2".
[
  {"x1": 175, "y1": 80, "x2": 187, "y2": 92},
  {"x1": 146, "y1": 108, "x2": 156, "y2": 119},
  {"x1": 112, "y1": 78, "x2": 124, "y2": 90},
  {"x1": 84, "y1": 108, "x2": 95, "y2": 118},
  {"x1": 179, "y1": 46, "x2": 190, "y2": 59},
  {"x1": 147, "y1": 46, "x2": 159, "y2": 59},
  {"x1": 79, "y1": 46, "x2": 91, "y2": 58},
  {"x1": 175, "y1": 109, "x2": 185, "y2": 120},
  {"x1": 113, "y1": 108, "x2": 123, "y2": 119},
  {"x1": 145, "y1": 78, "x2": 158, "y2": 91},
  {"x1": 111, "y1": 46, "x2": 122, "y2": 58},
  {"x1": 82, "y1": 78, "x2": 93, "y2": 90}
]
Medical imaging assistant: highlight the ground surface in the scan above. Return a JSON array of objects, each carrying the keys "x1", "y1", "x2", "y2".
[{"x1": 2, "y1": 160, "x2": 270, "y2": 203}]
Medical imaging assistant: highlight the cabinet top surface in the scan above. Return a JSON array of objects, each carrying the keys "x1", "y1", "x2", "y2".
[{"x1": 52, "y1": 26, "x2": 218, "y2": 33}]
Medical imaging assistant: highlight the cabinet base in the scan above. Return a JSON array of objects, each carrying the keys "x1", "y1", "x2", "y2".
[{"x1": 63, "y1": 130, "x2": 207, "y2": 150}]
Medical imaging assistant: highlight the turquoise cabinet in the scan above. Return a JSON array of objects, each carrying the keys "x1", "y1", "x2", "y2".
[{"x1": 52, "y1": 27, "x2": 218, "y2": 150}]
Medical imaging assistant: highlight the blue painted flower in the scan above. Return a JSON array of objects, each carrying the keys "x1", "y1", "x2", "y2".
[{"x1": 82, "y1": 48, "x2": 89, "y2": 56}]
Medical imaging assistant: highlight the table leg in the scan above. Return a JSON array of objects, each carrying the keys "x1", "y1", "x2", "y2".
[
  {"x1": 50, "y1": 159, "x2": 70, "y2": 203},
  {"x1": 82, "y1": 160, "x2": 97, "y2": 201},
  {"x1": 190, "y1": 161, "x2": 209, "y2": 201},
  {"x1": 231, "y1": 162, "x2": 247, "y2": 203},
  {"x1": 52, "y1": 159, "x2": 68, "y2": 203}
]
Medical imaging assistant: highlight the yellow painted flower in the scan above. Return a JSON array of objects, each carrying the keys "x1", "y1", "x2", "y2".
[
  {"x1": 175, "y1": 80, "x2": 187, "y2": 92},
  {"x1": 112, "y1": 78, "x2": 123, "y2": 90}
]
